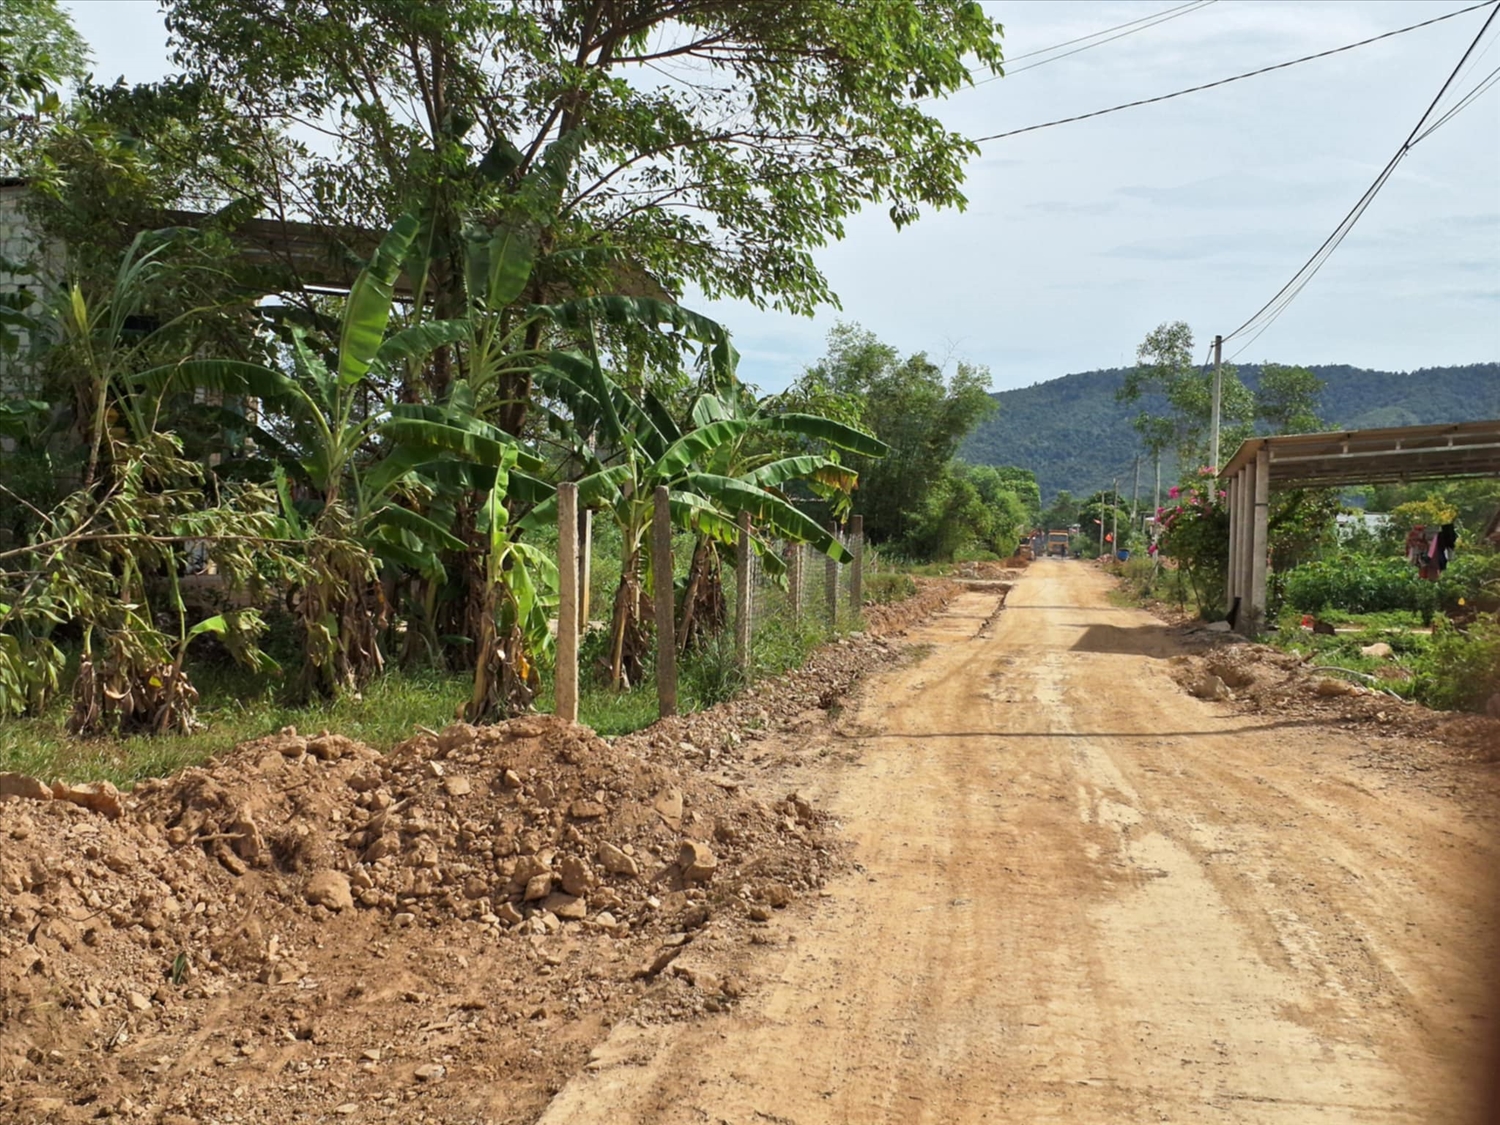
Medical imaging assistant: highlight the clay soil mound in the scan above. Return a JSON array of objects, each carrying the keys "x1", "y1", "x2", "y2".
[
  {"x1": 0, "y1": 715, "x2": 838, "y2": 1124},
  {"x1": 1170, "y1": 639, "x2": 1500, "y2": 766}
]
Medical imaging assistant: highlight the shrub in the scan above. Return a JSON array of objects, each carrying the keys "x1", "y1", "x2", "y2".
[
  {"x1": 1282, "y1": 556, "x2": 1439, "y2": 620},
  {"x1": 1411, "y1": 616, "x2": 1500, "y2": 713},
  {"x1": 1155, "y1": 470, "x2": 1230, "y2": 616},
  {"x1": 1437, "y1": 550, "x2": 1500, "y2": 612}
]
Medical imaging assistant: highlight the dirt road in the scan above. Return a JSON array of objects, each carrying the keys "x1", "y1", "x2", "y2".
[{"x1": 539, "y1": 559, "x2": 1499, "y2": 1123}]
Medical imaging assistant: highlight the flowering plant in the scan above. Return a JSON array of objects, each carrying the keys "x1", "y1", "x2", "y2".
[{"x1": 1155, "y1": 467, "x2": 1230, "y2": 615}]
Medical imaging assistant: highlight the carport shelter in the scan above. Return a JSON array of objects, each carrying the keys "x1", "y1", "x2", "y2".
[{"x1": 1219, "y1": 419, "x2": 1500, "y2": 634}]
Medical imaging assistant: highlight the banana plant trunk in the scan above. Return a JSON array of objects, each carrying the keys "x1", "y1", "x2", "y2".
[
  {"x1": 677, "y1": 536, "x2": 726, "y2": 652},
  {"x1": 607, "y1": 541, "x2": 652, "y2": 691}
]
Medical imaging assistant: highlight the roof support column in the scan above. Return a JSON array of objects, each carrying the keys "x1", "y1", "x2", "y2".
[
  {"x1": 1249, "y1": 447, "x2": 1270, "y2": 636},
  {"x1": 1234, "y1": 465, "x2": 1253, "y2": 636},
  {"x1": 1224, "y1": 473, "x2": 1239, "y2": 615}
]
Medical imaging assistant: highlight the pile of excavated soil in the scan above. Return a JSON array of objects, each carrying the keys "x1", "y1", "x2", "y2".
[
  {"x1": 1170, "y1": 638, "x2": 1500, "y2": 766},
  {"x1": 0, "y1": 581, "x2": 962, "y2": 1125}
]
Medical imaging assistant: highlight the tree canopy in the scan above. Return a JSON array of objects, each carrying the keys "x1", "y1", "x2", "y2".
[{"x1": 161, "y1": 0, "x2": 1004, "y2": 317}]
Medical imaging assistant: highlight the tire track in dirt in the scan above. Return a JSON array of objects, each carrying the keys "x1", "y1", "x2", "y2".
[{"x1": 537, "y1": 560, "x2": 1499, "y2": 1124}]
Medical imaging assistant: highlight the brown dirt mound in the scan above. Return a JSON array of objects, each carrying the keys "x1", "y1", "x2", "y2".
[
  {"x1": 0, "y1": 716, "x2": 837, "y2": 1124},
  {"x1": 0, "y1": 583, "x2": 964, "y2": 1123},
  {"x1": 1169, "y1": 640, "x2": 1500, "y2": 766}
]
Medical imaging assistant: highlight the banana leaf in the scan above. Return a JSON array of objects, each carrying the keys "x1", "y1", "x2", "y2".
[
  {"x1": 338, "y1": 214, "x2": 418, "y2": 387},
  {"x1": 373, "y1": 319, "x2": 471, "y2": 372},
  {"x1": 759, "y1": 412, "x2": 888, "y2": 457},
  {"x1": 745, "y1": 455, "x2": 859, "y2": 494},
  {"x1": 650, "y1": 419, "x2": 752, "y2": 483},
  {"x1": 368, "y1": 505, "x2": 467, "y2": 553},
  {"x1": 683, "y1": 472, "x2": 851, "y2": 562}
]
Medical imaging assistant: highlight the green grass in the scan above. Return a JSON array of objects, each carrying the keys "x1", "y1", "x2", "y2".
[
  {"x1": 1299, "y1": 607, "x2": 1427, "y2": 630},
  {"x1": 2, "y1": 592, "x2": 874, "y2": 785},
  {"x1": 0, "y1": 665, "x2": 471, "y2": 788}
]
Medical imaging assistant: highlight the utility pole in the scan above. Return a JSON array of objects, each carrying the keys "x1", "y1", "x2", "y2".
[
  {"x1": 1210, "y1": 333, "x2": 1224, "y2": 471},
  {"x1": 1111, "y1": 478, "x2": 1118, "y2": 557},
  {"x1": 1129, "y1": 456, "x2": 1140, "y2": 525}
]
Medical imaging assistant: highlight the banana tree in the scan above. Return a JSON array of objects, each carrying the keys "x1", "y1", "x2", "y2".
[
  {"x1": 673, "y1": 380, "x2": 888, "y2": 646},
  {"x1": 142, "y1": 215, "x2": 487, "y2": 696},
  {"x1": 522, "y1": 327, "x2": 870, "y2": 690}
]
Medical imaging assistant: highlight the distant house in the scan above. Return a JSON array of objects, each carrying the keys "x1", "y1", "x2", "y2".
[{"x1": 1335, "y1": 511, "x2": 1393, "y2": 539}]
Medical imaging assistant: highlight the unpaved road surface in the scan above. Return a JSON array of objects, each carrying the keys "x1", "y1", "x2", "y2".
[{"x1": 541, "y1": 559, "x2": 1500, "y2": 1124}]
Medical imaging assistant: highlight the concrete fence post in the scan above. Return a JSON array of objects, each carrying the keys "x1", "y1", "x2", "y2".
[
  {"x1": 578, "y1": 507, "x2": 592, "y2": 634},
  {"x1": 651, "y1": 486, "x2": 678, "y2": 718},
  {"x1": 555, "y1": 483, "x2": 579, "y2": 723},
  {"x1": 736, "y1": 509, "x2": 753, "y2": 675},
  {"x1": 850, "y1": 514, "x2": 864, "y2": 619},
  {"x1": 788, "y1": 541, "x2": 804, "y2": 623},
  {"x1": 825, "y1": 522, "x2": 839, "y2": 628}
]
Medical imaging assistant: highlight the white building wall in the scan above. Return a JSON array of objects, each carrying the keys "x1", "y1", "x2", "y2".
[{"x1": 0, "y1": 182, "x2": 61, "y2": 399}]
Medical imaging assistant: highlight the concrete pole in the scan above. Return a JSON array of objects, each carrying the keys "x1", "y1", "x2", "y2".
[
  {"x1": 1238, "y1": 466, "x2": 1254, "y2": 633},
  {"x1": 1210, "y1": 333, "x2": 1224, "y2": 472},
  {"x1": 825, "y1": 522, "x2": 839, "y2": 628},
  {"x1": 1224, "y1": 474, "x2": 1239, "y2": 614},
  {"x1": 1130, "y1": 456, "x2": 1140, "y2": 527},
  {"x1": 788, "y1": 541, "x2": 803, "y2": 623},
  {"x1": 1110, "y1": 481, "x2": 1118, "y2": 559},
  {"x1": 555, "y1": 483, "x2": 579, "y2": 723},
  {"x1": 1250, "y1": 448, "x2": 1270, "y2": 635},
  {"x1": 736, "y1": 509, "x2": 753, "y2": 675},
  {"x1": 578, "y1": 508, "x2": 592, "y2": 636},
  {"x1": 850, "y1": 515, "x2": 864, "y2": 617},
  {"x1": 651, "y1": 486, "x2": 677, "y2": 717}
]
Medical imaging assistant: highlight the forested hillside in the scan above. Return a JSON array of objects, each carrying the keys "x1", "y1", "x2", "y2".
[{"x1": 963, "y1": 363, "x2": 1500, "y2": 500}]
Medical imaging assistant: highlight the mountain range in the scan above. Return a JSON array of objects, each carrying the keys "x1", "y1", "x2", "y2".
[{"x1": 961, "y1": 363, "x2": 1500, "y2": 501}]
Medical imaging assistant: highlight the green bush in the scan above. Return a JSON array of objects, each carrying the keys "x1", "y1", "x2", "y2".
[
  {"x1": 1282, "y1": 550, "x2": 1500, "y2": 621},
  {"x1": 1436, "y1": 550, "x2": 1500, "y2": 611},
  {"x1": 1411, "y1": 617, "x2": 1500, "y2": 713},
  {"x1": 1282, "y1": 556, "x2": 1439, "y2": 620},
  {"x1": 680, "y1": 630, "x2": 744, "y2": 708}
]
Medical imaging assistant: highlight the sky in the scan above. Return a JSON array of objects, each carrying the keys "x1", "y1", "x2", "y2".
[{"x1": 62, "y1": 0, "x2": 1500, "y2": 394}]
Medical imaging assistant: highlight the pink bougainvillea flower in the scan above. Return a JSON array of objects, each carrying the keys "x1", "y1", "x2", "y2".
[{"x1": 1168, "y1": 486, "x2": 1180, "y2": 498}]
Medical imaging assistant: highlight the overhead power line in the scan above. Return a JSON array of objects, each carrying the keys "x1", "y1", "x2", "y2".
[
  {"x1": 962, "y1": 1, "x2": 1217, "y2": 87},
  {"x1": 1414, "y1": 62, "x2": 1500, "y2": 142},
  {"x1": 1222, "y1": 2, "x2": 1500, "y2": 358},
  {"x1": 969, "y1": 1, "x2": 1496, "y2": 146}
]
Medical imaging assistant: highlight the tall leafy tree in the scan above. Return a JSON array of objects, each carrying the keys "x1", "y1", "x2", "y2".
[
  {"x1": 794, "y1": 322, "x2": 995, "y2": 548},
  {"x1": 0, "y1": 0, "x2": 88, "y2": 133},
  {"x1": 162, "y1": 0, "x2": 1005, "y2": 423},
  {"x1": 1256, "y1": 363, "x2": 1325, "y2": 435},
  {"x1": 1119, "y1": 321, "x2": 1254, "y2": 473}
]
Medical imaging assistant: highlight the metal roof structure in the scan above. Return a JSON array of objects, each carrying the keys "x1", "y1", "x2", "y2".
[
  {"x1": 1218, "y1": 419, "x2": 1500, "y2": 635},
  {"x1": 1219, "y1": 419, "x2": 1500, "y2": 490}
]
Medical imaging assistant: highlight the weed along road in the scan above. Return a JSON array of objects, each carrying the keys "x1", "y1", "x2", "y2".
[{"x1": 539, "y1": 558, "x2": 1499, "y2": 1124}]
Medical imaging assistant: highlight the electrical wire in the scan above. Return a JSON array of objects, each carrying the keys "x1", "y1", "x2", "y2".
[
  {"x1": 962, "y1": 1, "x2": 1216, "y2": 88},
  {"x1": 1412, "y1": 62, "x2": 1500, "y2": 143},
  {"x1": 1222, "y1": 2, "x2": 1500, "y2": 359},
  {"x1": 968, "y1": 1, "x2": 1496, "y2": 146},
  {"x1": 1006, "y1": 0, "x2": 1209, "y2": 65}
]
